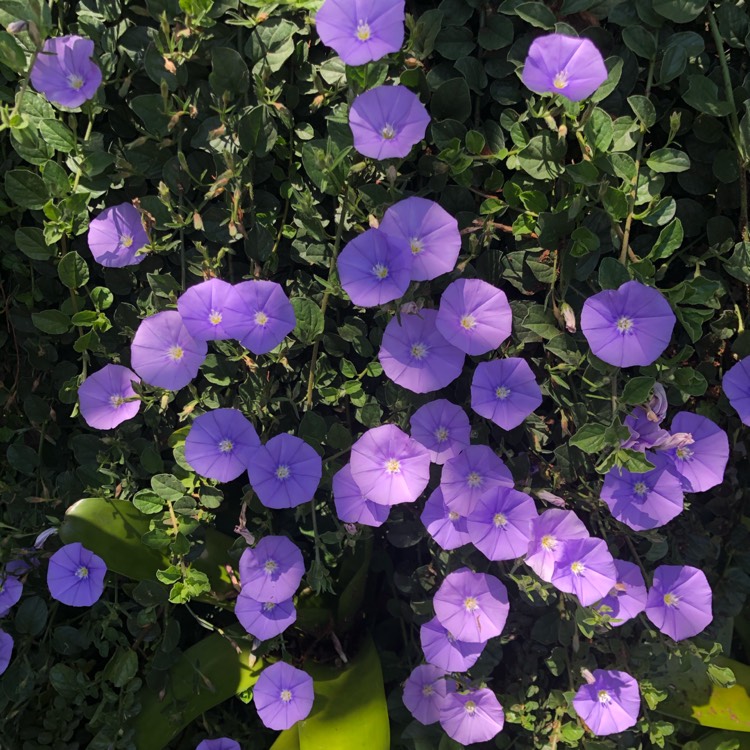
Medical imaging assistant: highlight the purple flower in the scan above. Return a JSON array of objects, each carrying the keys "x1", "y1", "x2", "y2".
[
  {"x1": 248, "y1": 434, "x2": 322, "y2": 509},
  {"x1": 379, "y1": 309, "x2": 465, "y2": 394},
  {"x1": 433, "y1": 567, "x2": 509, "y2": 643},
  {"x1": 420, "y1": 616, "x2": 484, "y2": 672},
  {"x1": 332, "y1": 463, "x2": 390, "y2": 527},
  {"x1": 235, "y1": 589, "x2": 296, "y2": 640},
  {"x1": 522, "y1": 33, "x2": 607, "y2": 102},
  {"x1": 239, "y1": 536, "x2": 305, "y2": 603},
  {"x1": 467, "y1": 487, "x2": 538, "y2": 561},
  {"x1": 471, "y1": 358, "x2": 543, "y2": 430},
  {"x1": 526, "y1": 509, "x2": 590, "y2": 582},
  {"x1": 349, "y1": 424, "x2": 430, "y2": 506},
  {"x1": 551, "y1": 538, "x2": 617, "y2": 607},
  {"x1": 595, "y1": 560, "x2": 647, "y2": 627},
  {"x1": 436, "y1": 279, "x2": 513, "y2": 356},
  {"x1": 30, "y1": 35, "x2": 102, "y2": 109},
  {"x1": 665, "y1": 412, "x2": 729, "y2": 493},
  {"x1": 581, "y1": 281, "x2": 676, "y2": 368},
  {"x1": 645, "y1": 565, "x2": 713, "y2": 641},
  {"x1": 77, "y1": 364, "x2": 141, "y2": 430},
  {"x1": 421, "y1": 487, "x2": 471, "y2": 551},
  {"x1": 379, "y1": 197, "x2": 461, "y2": 281},
  {"x1": 315, "y1": 0, "x2": 405, "y2": 66},
  {"x1": 573, "y1": 670, "x2": 640, "y2": 736},
  {"x1": 87, "y1": 204, "x2": 148, "y2": 268},
  {"x1": 647, "y1": 383, "x2": 668, "y2": 423},
  {"x1": 402, "y1": 664, "x2": 447, "y2": 725},
  {"x1": 47, "y1": 542, "x2": 106, "y2": 607},
  {"x1": 724, "y1": 357, "x2": 750, "y2": 425},
  {"x1": 177, "y1": 279, "x2": 243, "y2": 341},
  {"x1": 185, "y1": 408, "x2": 260, "y2": 482},
  {"x1": 130, "y1": 311, "x2": 207, "y2": 391},
  {"x1": 349, "y1": 85, "x2": 430, "y2": 160},
  {"x1": 621, "y1": 407, "x2": 670, "y2": 451},
  {"x1": 440, "y1": 445, "x2": 513, "y2": 515},
  {"x1": 0, "y1": 568, "x2": 23, "y2": 617},
  {"x1": 196, "y1": 740, "x2": 240, "y2": 750},
  {"x1": 439, "y1": 688, "x2": 505, "y2": 745},
  {"x1": 0, "y1": 630, "x2": 13, "y2": 676},
  {"x1": 222, "y1": 280, "x2": 296, "y2": 355},
  {"x1": 410, "y1": 399, "x2": 470, "y2": 465},
  {"x1": 254, "y1": 662, "x2": 314, "y2": 730},
  {"x1": 600, "y1": 453, "x2": 684, "y2": 531},
  {"x1": 338, "y1": 228, "x2": 412, "y2": 308}
]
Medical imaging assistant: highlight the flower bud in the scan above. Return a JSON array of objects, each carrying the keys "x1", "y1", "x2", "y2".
[{"x1": 7, "y1": 20, "x2": 28, "y2": 34}]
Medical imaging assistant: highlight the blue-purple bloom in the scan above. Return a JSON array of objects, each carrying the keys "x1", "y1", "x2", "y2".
[
  {"x1": 573, "y1": 670, "x2": 640, "y2": 735},
  {"x1": 645, "y1": 565, "x2": 713, "y2": 641},
  {"x1": 410, "y1": 399, "x2": 470, "y2": 465},
  {"x1": 402, "y1": 664, "x2": 448, "y2": 725},
  {"x1": 0, "y1": 567, "x2": 23, "y2": 617},
  {"x1": 622, "y1": 406, "x2": 670, "y2": 451},
  {"x1": 420, "y1": 616, "x2": 484, "y2": 672},
  {"x1": 723, "y1": 356, "x2": 750, "y2": 425},
  {"x1": 235, "y1": 590, "x2": 296, "y2": 640},
  {"x1": 0, "y1": 630, "x2": 12, "y2": 676},
  {"x1": 332, "y1": 463, "x2": 390, "y2": 527},
  {"x1": 87, "y1": 204, "x2": 149, "y2": 267},
  {"x1": 254, "y1": 661, "x2": 314, "y2": 730},
  {"x1": 77, "y1": 364, "x2": 141, "y2": 430},
  {"x1": 595, "y1": 560, "x2": 647, "y2": 627},
  {"x1": 440, "y1": 445, "x2": 513, "y2": 515},
  {"x1": 439, "y1": 688, "x2": 505, "y2": 745},
  {"x1": 420, "y1": 487, "x2": 471, "y2": 550},
  {"x1": 665, "y1": 412, "x2": 729, "y2": 492},
  {"x1": 178, "y1": 279, "x2": 243, "y2": 341},
  {"x1": 526, "y1": 509, "x2": 590, "y2": 582},
  {"x1": 47, "y1": 542, "x2": 107, "y2": 607},
  {"x1": 550, "y1": 537, "x2": 617, "y2": 607},
  {"x1": 239, "y1": 536, "x2": 305, "y2": 603},
  {"x1": 196, "y1": 740, "x2": 240, "y2": 750}
]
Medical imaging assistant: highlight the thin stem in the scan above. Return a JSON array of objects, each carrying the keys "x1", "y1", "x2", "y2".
[{"x1": 71, "y1": 117, "x2": 94, "y2": 193}]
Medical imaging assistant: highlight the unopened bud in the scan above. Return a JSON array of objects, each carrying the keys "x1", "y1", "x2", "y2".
[
  {"x1": 560, "y1": 302, "x2": 576, "y2": 333},
  {"x1": 646, "y1": 383, "x2": 668, "y2": 423},
  {"x1": 7, "y1": 20, "x2": 28, "y2": 34}
]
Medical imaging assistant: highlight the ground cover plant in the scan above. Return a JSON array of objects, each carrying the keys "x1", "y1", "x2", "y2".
[{"x1": 2, "y1": 0, "x2": 750, "y2": 748}]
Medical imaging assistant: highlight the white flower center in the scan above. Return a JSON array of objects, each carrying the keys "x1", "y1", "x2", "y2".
[
  {"x1": 448, "y1": 510, "x2": 460, "y2": 521},
  {"x1": 495, "y1": 385, "x2": 511, "y2": 400},
  {"x1": 616, "y1": 316, "x2": 634, "y2": 333},
  {"x1": 385, "y1": 458, "x2": 401, "y2": 474},
  {"x1": 372, "y1": 263, "x2": 389, "y2": 280},
  {"x1": 464, "y1": 596, "x2": 479, "y2": 612},
  {"x1": 264, "y1": 559, "x2": 278, "y2": 574},
  {"x1": 168, "y1": 345, "x2": 185, "y2": 361},
  {"x1": 209, "y1": 309, "x2": 223, "y2": 325},
  {"x1": 75, "y1": 565, "x2": 89, "y2": 579},
  {"x1": 422, "y1": 683, "x2": 433, "y2": 696},
  {"x1": 675, "y1": 446, "x2": 694, "y2": 460},
  {"x1": 493, "y1": 512, "x2": 508, "y2": 528},
  {"x1": 120, "y1": 234, "x2": 134, "y2": 248},
  {"x1": 109, "y1": 394, "x2": 125, "y2": 408},
  {"x1": 434, "y1": 426, "x2": 449, "y2": 443},
  {"x1": 275, "y1": 465, "x2": 290, "y2": 480},
  {"x1": 663, "y1": 592, "x2": 679, "y2": 607},
  {"x1": 465, "y1": 700, "x2": 477, "y2": 714},
  {"x1": 460, "y1": 315, "x2": 477, "y2": 330},
  {"x1": 553, "y1": 71, "x2": 569, "y2": 90},
  {"x1": 570, "y1": 561, "x2": 586, "y2": 575},
  {"x1": 410, "y1": 238, "x2": 424, "y2": 255},
  {"x1": 541, "y1": 534, "x2": 557, "y2": 551},
  {"x1": 263, "y1": 601, "x2": 276, "y2": 611},
  {"x1": 598, "y1": 689, "x2": 611, "y2": 705},
  {"x1": 280, "y1": 688, "x2": 293, "y2": 702},
  {"x1": 254, "y1": 311, "x2": 269, "y2": 326},
  {"x1": 219, "y1": 439, "x2": 233, "y2": 453},
  {"x1": 68, "y1": 74, "x2": 84, "y2": 90},
  {"x1": 355, "y1": 20, "x2": 371, "y2": 41},
  {"x1": 633, "y1": 481, "x2": 648, "y2": 498},
  {"x1": 467, "y1": 471, "x2": 483, "y2": 488},
  {"x1": 381, "y1": 124, "x2": 396, "y2": 140},
  {"x1": 410, "y1": 342, "x2": 428, "y2": 360}
]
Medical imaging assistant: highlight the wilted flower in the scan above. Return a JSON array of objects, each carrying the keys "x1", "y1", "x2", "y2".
[
  {"x1": 47, "y1": 542, "x2": 106, "y2": 607},
  {"x1": 0, "y1": 630, "x2": 13, "y2": 676},
  {"x1": 550, "y1": 537, "x2": 617, "y2": 607},
  {"x1": 645, "y1": 565, "x2": 713, "y2": 641},
  {"x1": 522, "y1": 33, "x2": 607, "y2": 102},
  {"x1": 77, "y1": 364, "x2": 141, "y2": 430},
  {"x1": 196, "y1": 740, "x2": 240, "y2": 750},
  {"x1": 315, "y1": 0, "x2": 405, "y2": 66},
  {"x1": 470, "y1": 358, "x2": 543, "y2": 430},
  {"x1": 30, "y1": 35, "x2": 102, "y2": 108},
  {"x1": 647, "y1": 383, "x2": 668, "y2": 423},
  {"x1": 87, "y1": 204, "x2": 149, "y2": 268},
  {"x1": 665, "y1": 412, "x2": 728, "y2": 492},
  {"x1": 253, "y1": 662, "x2": 314, "y2": 730},
  {"x1": 581, "y1": 281, "x2": 676, "y2": 368},
  {"x1": 338, "y1": 228, "x2": 412, "y2": 307},
  {"x1": 420, "y1": 487, "x2": 472, "y2": 551},
  {"x1": 130, "y1": 310, "x2": 207, "y2": 391},
  {"x1": 239, "y1": 536, "x2": 305, "y2": 603},
  {"x1": 526, "y1": 509, "x2": 590, "y2": 582},
  {"x1": 621, "y1": 406, "x2": 670, "y2": 452},
  {"x1": 439, "y1": 688, "x2": 505, "y2": 745},
  {"x1": 248, "y1": 434, "x2": 322, "y2": 509},
  {"x1": 537, "y1": 490, "x2": 566, "y2": 508},
  {"x1": 178, "y1": 279, "x2": 244, "y2": 341},
  {"x1": 594, "y1": 560, "x2": 647, "y2": 627},
  {"x1": 349, "y1": 85, "x2": 430, "y2": 159},
  {"x1": 410, "y1": 399, "x2": 471, "y2": 465},
  {"x1": 332, "y1": 463, "x2": 390, "y2": 527},
  {"x1": 184, "y1": 408, "x2": 260, "y2": 482},
  {"x1": 573, "y1": 670, "x2": 640, "y2": 735},
  {"x1": 379, "y1": 197, "x2": 461, "y2": 281},
  {"x1": 0, "y1": 567, "x2": 23, "y2": 617},
  {"x1": 349, "y1": 424, "x2": 430, "y2": 505},
  {"x1": 436, "y1": 279, "x2": 513, "y2": 356},
  {"x1": 723, "y1": 356, "x2": 750, "y2": 425},
  {"x1": 379, "y1": 309, "x2": 465, "y2": 394},
  {"x1": 560, "y1": 302, "x2": 576, "y2": 333},
  {"x1": 402, "y1": 664, "x2": 447, "y2": 725},
  {"x1": 433, "y1": 567, "x2": 509, "y2": 643},
  {"x1": 235, "y1": 590, "x2": 296, "y2": 640},
  {"x1": 420, "y1": 616, "x2": 485, "y2": 672},
  {"x1": 440, "y1": 445, "x2": 513, "y2": 515}
]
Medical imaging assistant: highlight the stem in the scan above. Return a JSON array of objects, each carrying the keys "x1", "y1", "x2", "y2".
[{"x1": 71, "y1": 117, "x2": 95, "y2": 193}]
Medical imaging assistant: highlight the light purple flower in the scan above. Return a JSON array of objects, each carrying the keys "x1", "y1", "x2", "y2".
[
  {"x1": 440, "y1": 445, "x2": 513, "y2": 515},
  {"x1": 185, "y1": 408, "x2": 260, "y2": 482},
  {"x1": 196, "y1": 740, "x2": 240, "y2": 750},
  {"x1": 581, "y1": 281, "x2": 676, "y2": 368},
  {"x1": 436, "y1": 279, "x2": 513, "y2": 355},
  {"x1": 522, "y1": 33, "x2": 607, "y2": 102},
  {"x1": 665, "y1": 412, "x2": 728, "y2": 492},
  {"x1": 595, "y1": 560, "x2": 647, "y2": 627},
  {"x1": 379, "y1": 309, "x2": 465, "y2": 394},
  {"x1": 315, "y1": 0, "x2": 405, "y2": 66},
  {"x1": 349, "y1": 424, "x2": 430, "y2": 506},
  {"x1": 724, "y1": 357, "x2": 750, "y2": 425},
  {"x1": 47, "y1": 542, "x2": 106, "y2": 607},
  {"x1": 0, "y1": 568, "x2": 23, "y2": 617},
  {"x1": 248, "y1": 434, "x2": 322, "y2": 509},
  {"x1": 573, "y1": 670, "x2": 640, "y2": 735},
  {"x1": 402, "y1": 664, "x2": 447, "y2": 725},
  {"x1": 349, "y1": 85, "x2": 430, "y2": 160},
  {"x1": 647, "y1": 383, "x2": 668, "y2": 423},
  {"x1": 338, "y1": 228, "x2": 412, "y2": 308},
  {"x1": 439, "y1": 688, "x2": 505, "y2": 745},
  {"x1": 30, "y1": 35, "x2": 102, "y2": 109},
  {"x1": 420, "y1": 616, "x2": 484, "y2": 672},
  {"x1": 471, "y1": 358, "x2": 543, "y2": 430},
  {"x1": 177, "y1": 279, "x2": 243, "y2": 341},
  {"x1": 239, "y1": 536, "x2": 305, "y2": 603},
  {"x1": 433, "y1": 567, "x2": 509, "y2": 643},
  {"x1": 600, "y1": 453, "x2": 684, "y2": 531},
  {"x1": 0, "y1": 630, "x2": 13, "y2": 676},
  {"x1": 77, "y1": 364, "x2": 140, "y2": 430},
  {"x1": 467, "y1": 487, "x2": 538, "y2": 561},
  {"x1": 87, "y1": 204, "x2": 148, "y2": 268},
  {"x1": 130, "y1": 310, "x2": 207, "y2": 391},
  {"x1": 254, "y1": 661, "x2": 314, "y2": 730},
  {"x1": 551, "y1": 538, "x2": 617, "y2": 607},
  {"x1": 235, "y1": 590, "x2": 296, "y2": 640},
  {"x1": 379, "y1": 197, "x2": 461, "y2": 281},
  {"x1": 332, "y1": 463, "x2": 390, "y2": 527},
  {"x1": 421, "y1": 487, "x2": 471, "y2": 551},
  {"x1": 526, "y1": 509, "x2": 590, "y2": 582},
  {"x1": 222, "y1": 280, "x2": 296, "y2": 355},
  {"x1": 621, "y1": 407, "x2": 670, "y2": 451},
  {"x1": 410, "y1": 399, "x2": 470, "y2": 465},
  {"x1": 645, "y1": 565, "x2": 713, "y2": 641}
]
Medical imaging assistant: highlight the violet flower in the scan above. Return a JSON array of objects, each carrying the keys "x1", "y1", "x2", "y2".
[
  {"x1": 235, "y1": 590, "x2": 296, "y2": 640},
  {"x1": 177, "y1": 279, "x2": 243, "y2": 342},
  {"x1": 410, "y1": 399, "x2": 471, "y2": 465},
  {"x1": 645, "y1": 565, "x2": 713, "y2": 641},
  {"x1": 723, "y1": 357, "x2": 750, "y2": 425},
  {"x1": 332, "y1": 463, "x2": 390, "y2": 527},
  {"x1": 439, "y1": 688, "x2": 505, "y2": 745},
  {"x1": 47, "y1": 542, "x2": 107, "y2": 607},
  {"x1": 402, "y1": 664, "x2": 447, "y2": 725},
  {"x1": 594, "y1": 560, "x2": 647, "y2": 627},
  {"x1": 420, "y1": 616, "x2": 485, "y2": 673},
  {"x1": 0, "y1": 630, "x2": 13, "y2": 676},
  {"x1": 573, "y1": 669, "x2": 640, "y2": 735},
  {"x1": 87, "y1": 204, "x2": 148, "y2": 268},
  {"x1": 420, "y1": 487, "x2": 472, "y2": 551},
  {"x1": 526, "y1": 509, "x2": 590, "y2": 583},
  {"x1": 77, "y1": 364, "x2": 140, "y2": 430},
  {"x1": 196, "y1": 740, "x2": 240, "y2": 750},
  {"x1": 253, "y1": 661, "x2": 314, "y2": 730},
  {"x1": 440, "y1": 445, "x2": 513, "y2": 515},
  {"x1": 0, "y1": 568, "x2": 23, "y2": 617},
  {"x1": 621, "y1": 407, "x2": 670, "y2": 451},
  {"x1": 239, "y1": 536, "x2": 305, "y2": 603},
  {"x1": 550, "y1": 537, "x2": 617, "y2": 607}
]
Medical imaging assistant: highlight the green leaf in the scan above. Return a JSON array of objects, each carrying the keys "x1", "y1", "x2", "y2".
[
  {"x1": 621, "y1": 376, "x2": 656, "y2": 404},
  {"x1": 103, "y1": 649, "x2": 138, "y2": 688},
  {"x1": 209, "y1": 47, "x2": 249, "y2": 97},
  {"x1": 569, "y1": 423, "x2": 608, "y2": 453},
  {"x1": 58, "y1": 252, "x2": 89, "y2": 289},
  {"x1": 0, "y1": 30, "x2": 27, "y2": 71},
  {"x1": 628, "y1": 95, "x2": 656, "y2": 128},
  {"x1": 514, "y1": 1, "x2": 557, "y2": 29},
  {"x1": 292, "y1": 298, "x2": 325, "y2": 345},
  {"x1": 683, "y1": 75, "x2": 734, "y2": 117},
  {"x1": 431, "y1": 78, "x2": 472, "y2": 122},
  {"x1": 238, "y1": 105, "x2": 278, "y2": 157},
  {"x1": 623, "y1": 26, "x2": 657, "y2": 59},
  {"x1": 31, "y1": 309, "x2": 71, "y2": 335},
  {"x1": 724, "y1": 241, "x2": 750, "y2": 284},
  {"x1": 598, "y1": 257, "x2": 630, "y2": 289},
  {"x1": 151, "y1": 473, "x2": 185, "y2": 501},
  {"x1": 647, "y1": 148, "x2": 691, "y2": 173},
  {"x1": 517, "y1": 134, "x2": 566, "y2": 179},
  {"x1": 650, "y1": 219, "x2": 684, "y2": 260},
  {"x1": 477, "y1": 14, "x2": 513, "y2": 49},
  {"x1": 653, "y1": 0, "x2": 708, "y2": 23},
  {"x1": 15, "y1": 227, "x2": 55, "y2": 261},
  {"x1": 132, "y1": 490, "x2": 166, "y2": 515},
  {"x1": 38, "y1": 119, "x2": 76, "y2": 153},
  {"x1": 5, "y1": 168, "x2": 49, "y2": 210}
]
